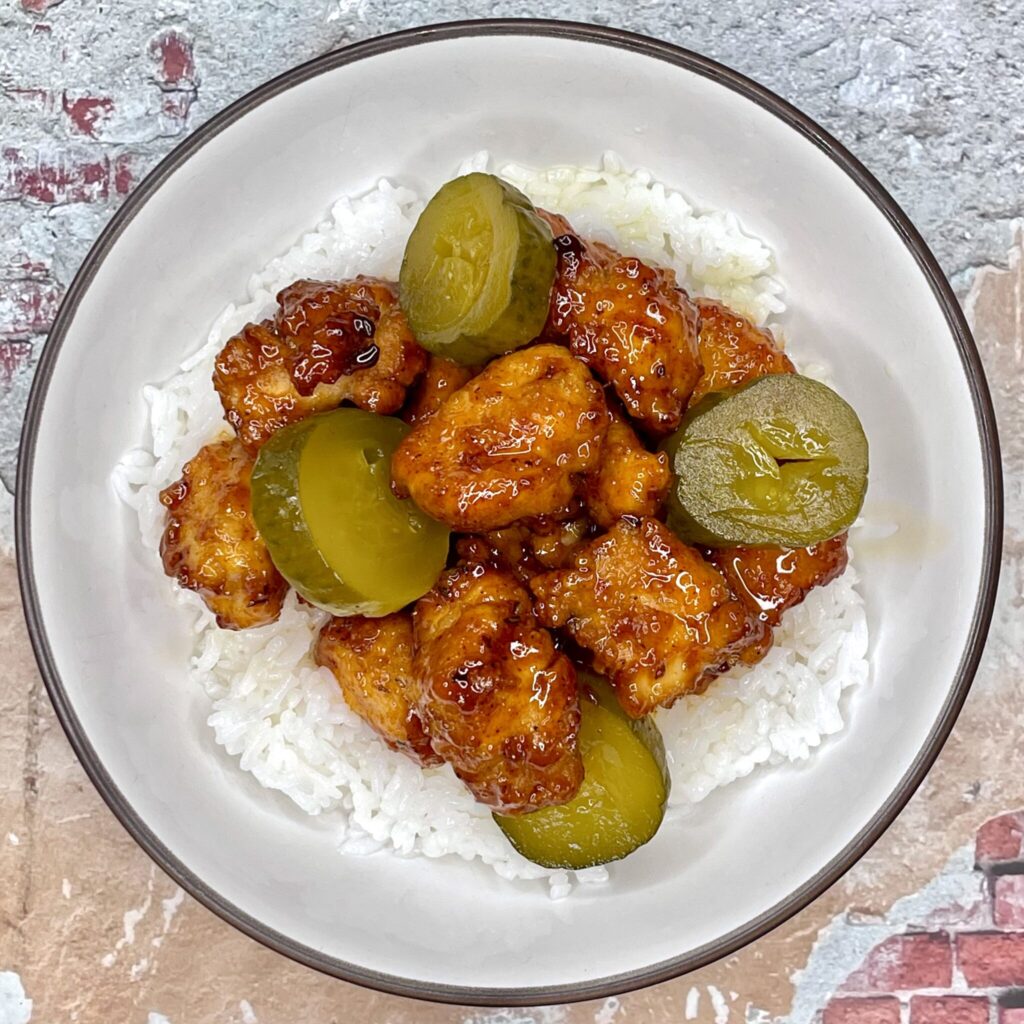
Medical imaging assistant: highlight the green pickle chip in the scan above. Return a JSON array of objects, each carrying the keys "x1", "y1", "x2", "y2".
[
  {"x1": 494, "y1": 676, "x2": 669, "y2": 870},
  {"x1": 399, "y1": 172, "x2": 557, "y2": 365},
  {"x1": 251, "y1": 409, "x2": 450, "y2": 617},
  {"x1": 662, "y1": 374, "x2": 869, "y2": 548}
]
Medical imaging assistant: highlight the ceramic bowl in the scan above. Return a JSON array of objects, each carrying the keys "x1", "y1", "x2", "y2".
[{"x1": 17, "y1": 20, "x2": 1001, "y2": 1005}]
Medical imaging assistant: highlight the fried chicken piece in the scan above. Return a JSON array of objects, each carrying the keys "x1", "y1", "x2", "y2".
[
  {"x1": 538, "y1": 210, "x2": 574, "y2": 236},
  {"x1": 160, "y1": 437, "x2": 288, "y2": 630},
  {"x1": 413, "y1": 562, "x2": 583, "y2": 814},
  {"x1": 456, "y1": 513, "x2": 591, "y2": 585},
  {"x1": 545, "y1": 224, "x2": 701, "y2": 437},
  {"x1": 391, "y1": 344, "x2": 607, "y2": 531},
  {"x1": 401, "y1": 354, "x2": 476, "y2": 426},
  {"x1": 213, "y1": 277, "x2": 427, "y2": 454},
  {"x1": 530, "y1": 518, "x2": 767, "y2": 717},
  {"x1": 314, "y1": 613, "x2": 440, "y2": 766},
  {"x1": 706, "y1": 534, "x2": 850, "y2": 628},
  {"x1": 578, "y1": 405, "x2": 671, "y2": 528},
  {"x1": 689, "y1": 298, "x2": 794, "y2": 407}
]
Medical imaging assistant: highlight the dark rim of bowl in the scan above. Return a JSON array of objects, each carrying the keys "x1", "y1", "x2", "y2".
[{"x1": 15, "y1": 17, "x2": 1003, "y2": 1008}]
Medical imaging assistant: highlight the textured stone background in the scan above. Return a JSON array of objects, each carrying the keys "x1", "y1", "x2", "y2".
[{"x1": 1, "y1": 2, "x2": 1022, "y2": 1022}]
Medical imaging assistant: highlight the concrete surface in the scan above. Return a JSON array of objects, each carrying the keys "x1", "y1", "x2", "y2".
[{"x1": 1, "y1": 2, "x2": 1022, "y2": 1022}]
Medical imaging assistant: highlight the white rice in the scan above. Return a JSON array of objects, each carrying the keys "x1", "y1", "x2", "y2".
[{"x1": 113, "y1": 152, "x2": 868, "y2": 896}]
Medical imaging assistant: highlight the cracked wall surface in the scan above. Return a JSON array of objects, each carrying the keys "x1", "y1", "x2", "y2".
[{"x1": 0, "y1": 2, "x2": 1023, "y2": 1022}]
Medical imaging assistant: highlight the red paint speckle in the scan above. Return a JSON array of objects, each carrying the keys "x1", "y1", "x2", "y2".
[
  {"x1": 161, "y1": 92, "x2": 195, "y2": 127},
  {"x1": 2, "y1": 147, "x2": 124, "y2": 204},
  {"x1": 61, "y1": 94, "x2": 113, "y2": 137},
  {"x1": 8, "y1": 88, "x2": 54, "y2": 111},
  {"x1": 20, "y1": 0, "x2": 63, "y2": 11},
  {"x1": 0, "y1": 341, "x2": 33, "y2": 384},
  {"x1": 113, "y1": 154, "x2": 134, "y2": 196},
  {"x1": 151, "y1": 30, "x2": 196, "y2": 87},
  {"x1": 0, "y1": 279, "x2": 61, "y2": 337}
]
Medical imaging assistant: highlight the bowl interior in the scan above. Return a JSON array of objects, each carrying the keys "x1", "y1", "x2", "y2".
[{"x1": 22, "y1": 27, "x2": 994, "y2": 1000}]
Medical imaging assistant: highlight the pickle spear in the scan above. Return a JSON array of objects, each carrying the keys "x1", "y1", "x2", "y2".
[
  {"x1": 662, "y1": 374, "x2": 868, "y2": 548},
  {"x1": 494, "y1": 676, "x2": 669, "y2": 870},
  {"x1": 250, "y1": 408, "x2": 449, "y2": 616},
  {"x1": 399, "y1": 173, "x2": 557, "y2": 365}
]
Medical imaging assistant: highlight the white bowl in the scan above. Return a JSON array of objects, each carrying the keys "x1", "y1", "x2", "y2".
[{"x1": 17, "y1": 20, "x2": 1001, "y2": 1005}]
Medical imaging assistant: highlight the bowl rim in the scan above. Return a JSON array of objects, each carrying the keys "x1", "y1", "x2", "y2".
[{"x1": 15, "y1": 16, "x2": 1003, "y2": 1007}]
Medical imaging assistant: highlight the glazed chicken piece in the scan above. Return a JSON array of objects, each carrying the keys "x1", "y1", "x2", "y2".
[
  {"x1": 544, "y1": 221, "x2": 702, "y2": 437},
  {"x1": 706, "y1": 535, "x2": 850, "y2": 628},
  {"x1": 315, "y1": 613, "x2": 440, "y2": 766},
  {"x1": 538, "y1": 210, "x2": 574, "y2": 237},
  {"x1": 456, "y1": 513, "x2": 592, "y2": 585},
  {"x1": 391, "y1": 344, "x2": 607, "y2": 531},
  {"x1": 530, "y1": 517, "x2": 767, "y2": 717},
  {"x1": 413, "y1": 562, "x2": 583, "y2": 813},
  {"x1": 160, "y1": 437, "x2": 288, "y2": 630},
  {"x1": 689, "y1": 298, "x2": 795, "y2": 407},
  {"x1": 213, "y1": 277, "x2": 427, "y2": 454},
  {"x1": 401, "y1": 354, "x2": 476, "y2": 426},
  {"x1": 578, "y1": 405, "x2": 671, "y2": 528}
]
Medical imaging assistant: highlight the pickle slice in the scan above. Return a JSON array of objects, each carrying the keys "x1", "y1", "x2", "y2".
[
  {"x1": 662, "y1": 374, "x2": 868, "y2": 548},
  {"x1": 494, "y1": 676, "x2": 669, "y2": 870},
  {"x1": 399, "y1": 173, "x2": 557, "y2": 365},
  {"x1": 251, "y1": 409, "x2": 449, "y2": 616}
]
